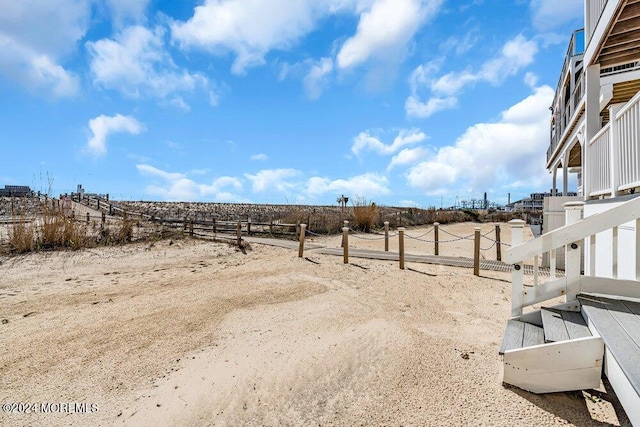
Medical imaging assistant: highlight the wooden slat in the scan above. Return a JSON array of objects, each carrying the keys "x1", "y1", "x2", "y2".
[
  {"x1": 598, "y1": 296, "x2": 640, "y2": 348},
  {"x1": 523, "y1": 322, "x2": 545, "y2": 348},
  {"x1": 541, "y1": 308, "x2": 569, "y2": 342},
  {"x1": 579, "y1": 295, "x2": 640, "y2": 395},
  {"x1": 499, "y1": 320, "x2": 523, "y2": 355},
  {"x1": 561, "y1": 310, "x2": 592, "y2": 339}
]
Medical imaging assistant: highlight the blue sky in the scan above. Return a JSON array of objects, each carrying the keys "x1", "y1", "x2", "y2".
[{"x1": 0, "y1": 0, "x2": 582, "y2": 207}]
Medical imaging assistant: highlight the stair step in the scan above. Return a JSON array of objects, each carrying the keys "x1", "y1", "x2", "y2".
[
  {"x1": 541, "y1": 308, "x2": 591, "y2": 343},
  {"x1": 499, "y1": 320, "x2": 545, "y2": 355}
]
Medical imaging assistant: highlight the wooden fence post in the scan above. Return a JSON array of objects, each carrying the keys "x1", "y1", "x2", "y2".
[
  {"x1": 341, "y1": 220, "x2": 349, "y2": 248},
  {"x1": 398, "y1": 227, "x2": 405, "y2": 270},
  {"x1": 86, "y1": 212, "x2": 90, "y2": 224},
  {"x1": 101, "y1": 212, "x2": 106, "y2": 230},
  {"x1": 183, "y1": 217, "x2": 187, "y2": 231},
  {"x1": 189, "y1": 219, "x2": 194, "y2": 237},
  {"x1": 298, "y1": 224, "x2": 306, "y2": 258},
  {"x1": 434, "y1": 222, "x2": 440, "y2": 255},
  {"x1": 247, "y1": 218, "x2": 252, "y2": 236},
  {"x1": 213, "y1": 218, "x2": 217, "y2": 235},
  {"x1": 509, "y1": 219, "x2": 526, "y2": 317},
  {"x1": 97, "y1": 199, "x2": 100, "y2": 210},
  {"x1": 342, "y1": 227, "x2": 349, "y2": 264},
  {"x1": 384, "y1": 221, "x2": 389, "y2": 252},
  {"x1": 237, "y1": 221, "x2": 242, "y2": 247},
  {"x1": 473, "y1": 227, "x2": 481, "y2": 276},
  {"x1": 495, "y1": 224, "x2": 502, "y2": 261},
  {"x1": 109, "y1": 204, "x2": 113, "y2": 216}
]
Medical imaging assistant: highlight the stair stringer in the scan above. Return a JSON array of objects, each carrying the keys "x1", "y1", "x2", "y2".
[{"x1": 503, "y1": 335, "x2": 604, "y2": 394}]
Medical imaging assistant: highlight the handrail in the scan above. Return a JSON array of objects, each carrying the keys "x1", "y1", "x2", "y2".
[
  {"x1": 504, "y1": 196, "x2": 640, "y2": 263},
  {"x1": 614, "y1": 87, "x2": 640, "y2": 119},
  {"x1": 590, "y1": 121, "x2": 610, "y2": 145}
]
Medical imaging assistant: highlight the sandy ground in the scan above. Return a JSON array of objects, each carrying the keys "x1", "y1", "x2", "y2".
[{"x1": 0, "y1": 222, "x2": 632, "y2": 426}]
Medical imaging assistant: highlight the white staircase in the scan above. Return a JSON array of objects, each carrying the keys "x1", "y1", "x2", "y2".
[
  {"x1": 499, "y1": 302, "x2": 603, "y2": 394},
  {"x1": 501, "y1": 197, "x2": 640, "y2": 425}
]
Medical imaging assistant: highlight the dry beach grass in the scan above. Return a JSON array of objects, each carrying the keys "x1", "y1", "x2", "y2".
[{"x1": 0, "y1": 222, "x2": 631, "y2": 426}]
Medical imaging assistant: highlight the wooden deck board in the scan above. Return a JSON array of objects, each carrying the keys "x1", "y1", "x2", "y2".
[
  {"x1": 523, "y1": 322, "x2": 545, "y2": 348},
  {"x1": 499, "y1": 320, "x2": 524, "y2": 355},
  {"x1": 541, "y1": 308, "x2": 570, "y2": 342},
  {"x1": 579, "y1": 295, "x2": 640, "y2": 395},
  {"x1": 561, "y1": 310, "x2": 592, "y2": 339}
]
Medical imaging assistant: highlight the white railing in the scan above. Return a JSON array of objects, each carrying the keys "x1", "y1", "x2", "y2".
[
  {"x1": 588, "y1": 90, "x2": 640, "y2": 196},
  {"x1": 587, "y1": 0, "x2": 609, "y2": 43},
  {"x1": 589, "y1": 123, "x2": 611, "y2": 195},
  {"x1": 616, "y1": 91, "x2": 640, "y2": 191},
  {"x1": 505, "y1": 197, "x2": 640, "y2": 317}
]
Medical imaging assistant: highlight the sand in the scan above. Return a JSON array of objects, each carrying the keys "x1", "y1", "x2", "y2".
[{"x1": 0, "y1": 222, "x2": 631, "y2": 426}]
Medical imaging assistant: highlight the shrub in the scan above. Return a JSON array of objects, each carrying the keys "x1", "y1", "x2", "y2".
[{"x1": 352, "y1": 197, "x2": 377, "y2": 232}]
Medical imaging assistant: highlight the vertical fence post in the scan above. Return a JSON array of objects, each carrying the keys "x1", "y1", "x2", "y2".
[
  {"x1": 298, "y1": 224, "x2": 306, "y2": 258},
  {"x1": 564, "y1": 201, "x2": 584, "y2": 301},
  {"x1": 342, "y1": 227, "x2": 349, "y2": 264},
  {"x1": 213, "y1": 218, "x2": 217, "y2": 235},
  {"x1": 398, "y1": 227, "x2": 405, "y2": 270},
  {"x1": 237, "y1": 220, "x2": 242, "y2": 247},
  {"x1": 101, "y1": 212, "x2": 105, "y2": 230},
  {"x1": 495, "y1": 223, "x2": 502, "y2": 261},
  {"x1": 473, "y1": 227, "x2": 481, "y2": 276},
  {"x1": 434, "y1": 222, "x2": 440, "y2": 255},
  {"x1": 341, "y1": 220, "x2": 349, "y2": 248},
  {"x1": 86, "y1": 212, "x2": 90, "y2": 224},
  {"x1": 183, "y1": 217, "x2": 187, "y2": 231},
  {"x1": 248, "y1": 218, "x2": 252, "y2": 236},
  {"x1": 509, "y1": 219, "x2": 525, "y2": 317},
  {"x1": 190, "y1": 219, "x2": 194, "y2": 237},
  {"x1": 97, "y1": 199, "x2": 100, "y2": 210},
  {"x1": 109, "y1": 204, "x2": 113, "y2": 216},
  {"x1": 384, "y1": 221, "x2": 389, "y2": 252}
]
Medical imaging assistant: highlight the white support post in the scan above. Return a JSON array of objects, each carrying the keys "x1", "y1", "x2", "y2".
[
  {"x1": 584, "y1": 64, "x2": 601, "y2": 198},
  {"x1": 612, "y1": 226, "x2": 618, "y2": 279},
  {"x1": 636, "y1": 218, "x2": 640, "y2": 281},
  {"x1": 564, "y1": 201, "x2": 585, "y2": 301},
  {"x1": 533, "y1": 255, "x2": 539, "y2": 287},
  {"x1": 509, "y1": 219, "x2": 526, "y2": 317},
  {"x1": 550, "y1": 249, "x2": 556, "y2": 280},
  {"x1": 563, "y1": 150, "x2": 569, "y2": 196},
  {"x1": 609, "y1": 104, "x2": 623, "y2": 197},
  {"x1": 590, "y1": 234, "x2": 596, "y2": 276}
]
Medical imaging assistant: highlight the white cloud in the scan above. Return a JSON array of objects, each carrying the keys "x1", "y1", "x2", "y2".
[
  {"x1": 86, "y1": 114, "x2": 144, "y2": 156},
  {"x1": 530, "y1": 0, "x2": 582, "y2": 30},
  {"x1": 406, "y1": 85, "x2": 554, "y2": 196},
  {"x1": 136, "y1": 164, "x2": 244, "y2": 201},
  {"x1": 352, "y1": 128, "x2": 427, "y2": 156},
  {"x1": 87, "y1": 25, "x2": 208, "y2": 101},
  {"x1": 307, "y1": 173, "x2": 390, "y2": 198},
  {"x1": 171, "y1": 0, "x2": 326, "y2": 74},
  {"x1": 104, "y1": 0, "x2": 150, "y2": 27},
  {"x1": 405, "y1": 95, "x2": 457, "y2": 118},
  {"x1": 336, "y1": 0, "x2": 442, "y2": 69},
  {"x1": 171, "y1": 0, "x2": 442, "y2": 75},
  {"x1": 0, "y1": 0, "x2": 89, "y2": 97},
  {"x1": 250, "y1": 153, "x2": 269, "y2": 161},
  {"x1": 387, "y1": 147, "x2": 429, "y2": 171},
  {"x1": 244, "y1": 169, "x2": 300, "y2": 193},
  {"x1": 406, "y1": 35, "x2": 539, "y2": 118},
  {"x1": 303, "y1": 57, "x2": 333, "y2": 99}
]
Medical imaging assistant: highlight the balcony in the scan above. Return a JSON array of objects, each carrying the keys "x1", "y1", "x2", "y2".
[
  {"x1": 587, "y1": 0, "x2": 609, "y2": 43},
  {"x1": 547, "y1": 30, "x2": 586, "y2": 166},
  {"x1": 588, "y1": 90, "x2": 640, "y2": 197}
]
